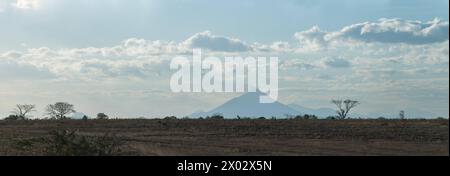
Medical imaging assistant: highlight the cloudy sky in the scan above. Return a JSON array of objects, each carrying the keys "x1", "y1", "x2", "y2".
[{"x1": 0, "y1": 0, "x2": 449, "y2": 118}]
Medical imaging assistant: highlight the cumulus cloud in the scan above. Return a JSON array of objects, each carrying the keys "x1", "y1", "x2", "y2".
[
  {"x1": 0, "y1": 24, "x2": 447, "y2": 83},
  {"x1": 294, "y1": 26, "x2": 328, "y2": 51},
  {"x1": 294, "y1": 18, "x2": 449, "y2": 50},
  {"x1": 250, "y1": 41, "x2": 293, "y2": 53},
  {"x1": 0, "y1": 44, "x2": 170, "y2": 81},
  {"x1": 121, "y1": 38, "x2": 185, "y2": 56},
  {"x1": 328, "y1": 18, "x2": 449, "y2": 45},
  {"x1": 0, "y1": 31, "x2": 265, "y2": 81},
  {"x1": 183, "y1": 31, "x2": 252, "y2": 52},
  {"x1": 269, "y1": 41, "x2": 291, "y2": 52}
]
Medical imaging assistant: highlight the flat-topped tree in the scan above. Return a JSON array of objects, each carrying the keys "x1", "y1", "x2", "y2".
[
  {"x1": 96, "y1": 113, "x2": 109, "y2": 120},
  {"x1": 45, "y1": 102, "x2": 76, "y2": 119},
  {"x1": 331, "y1": 99, "x2": 360, "y2": 120}
]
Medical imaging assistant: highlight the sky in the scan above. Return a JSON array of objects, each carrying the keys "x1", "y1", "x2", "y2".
[{"x1": 0, "y1": 0, "x2": 449, "y2": 118}]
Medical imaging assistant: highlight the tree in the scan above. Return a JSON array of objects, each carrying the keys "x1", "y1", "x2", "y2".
[
  {"x1": 45, "y1": 102, "x2": 75, "y2": 119},
  {"x1": 82, "y1": 115, "x2": 89, "y2": 121},
  {"x1": 331, "y1": 99, "x2": 360, "y2": 120},
  {"x1": 399, "y1": 110, "x2": 405, "y2": 120},
  {"x1": 96, "y1": 113, "x2": 109, "y2": 120},
  {"x1": 12, "y1": 104, "x2": 36, "y2": 120}
]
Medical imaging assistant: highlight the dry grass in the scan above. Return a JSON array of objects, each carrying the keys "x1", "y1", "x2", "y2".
[{"x1": 0, "y1": 119, "x2": 448, "y2": 156}]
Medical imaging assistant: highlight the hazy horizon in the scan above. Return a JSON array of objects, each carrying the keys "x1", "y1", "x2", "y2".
[{"x1": 1, "y1": 0, "x2": 449, "y2": 118}]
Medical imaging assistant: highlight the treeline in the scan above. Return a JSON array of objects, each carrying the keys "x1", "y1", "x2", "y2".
[
  {"x1": 3, "y1": 102, "x2": 110, "y2": 120},
  {"x1": 2, "y1": 101, "x2": 448, "y2": 121}
]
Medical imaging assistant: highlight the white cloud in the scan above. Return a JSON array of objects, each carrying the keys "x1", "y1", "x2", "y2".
[
  {"x1": 269, "y1": 41, "x2": 291, "y2": 52},
  {"x1": 280, "y1": 59, "x2": 318, "y2": 70},
  {"x1": 0, "y1": 45, "x2": 170, "y2": 81},
  {"x1": 294, "y1": 26, "x2": 328, "y2": 51},
  {"x1": 122, "y1": 38, "x2": 185, "y2": 56},
  {"x1": 0, "y1": 24, "x2": 447, "y2": 83},
  {"x1": 294, "y1": 19, "x2": 449, "y2": 51},
  {"x1": 183, "y1": 31, "x2": 252, "y2": 52},
  {"x1": 13, "y1": 0, "x2": 40, "y2": 9},
  {"x1": 328, "y1": 18, "x2": 449, "y2": 45},
  {"x1": 0, "y1": 23, "x2": 448, "y2": 117},
  {"x1": 0, "y1": 51, "x2": 22, "y2": 59},
  {"x1": 0, "y1": 32, "x2": 264, "y2": 81}
]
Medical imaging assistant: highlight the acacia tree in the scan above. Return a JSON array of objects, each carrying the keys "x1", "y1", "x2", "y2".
[
  {"x1": 96, "y1": 113, "x2": 109, "y2": 120},
  {"x1": 12, "y1": 104, "x2": 36, "y2": 120},
  {"x1": 45, "y1": 102, "x2": 76, "y2": 119},
  {"x1": 331, "y1": 99, "x2": 360, "y2": 120}
]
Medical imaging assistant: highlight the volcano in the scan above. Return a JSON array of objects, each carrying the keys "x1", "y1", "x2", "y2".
[{"x1": 190, "y1": 92, "x2": 300, "y2": 118}]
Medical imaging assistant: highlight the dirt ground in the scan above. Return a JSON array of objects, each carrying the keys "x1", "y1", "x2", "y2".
[{"x1": 0, "y1": 119, "x2": 448, "y2": 156}]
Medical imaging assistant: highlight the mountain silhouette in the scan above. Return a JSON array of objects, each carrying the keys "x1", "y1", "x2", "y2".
[
  {"x1": 288, "y1": 104, "x2": 336, "y2": 118},
  {"x1": 190, "y1": 91, "x2": 300, "y2": 118}
]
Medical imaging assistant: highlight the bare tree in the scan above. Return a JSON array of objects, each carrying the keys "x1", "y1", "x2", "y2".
[
  {"x1": 12, "y1": 104, "x2": 36, "y2": 120},
  {"x1": 45, "y1": 102, "x2": 76, "y2": 119},
  {"x1": 331, "y1": 99, "x2": 360, "y2": 119}
]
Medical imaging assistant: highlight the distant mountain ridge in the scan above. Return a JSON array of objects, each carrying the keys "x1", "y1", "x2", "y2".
[
  {"x1": 189, "y1": 92, "x2": 440, "y2": 119},
  {"x1": 287, "y1": 104, "x2": 336, "y2": 118},
  {"x1": 190, "y1": 92, "x2": 299, "y2": 118}
]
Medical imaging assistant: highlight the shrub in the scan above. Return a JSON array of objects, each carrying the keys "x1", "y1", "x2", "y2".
[
  {"x1": 326, "y1": 116, "x2": 337, "y2": 120},
  {"x1": 377, "y1": 117, "x2": 387, "y2": 120},
  {"x1": 50, "y1": 130, "x2": 125, "y2": 156},
  {"x1": 164, "y1": 116, "x2": 177, "y2": 120},
  {"x1": 4, "y1": 115, "x2": 25, "y2": 121},
  {"x1": 295, "y1": 114, "x2": 318, "y2": 120},
  {"x1": 207, "y1": 113, "x2": 224, "y2": 120},
  {"x1": 96, "y1": 113, "x2": 109, "y2": 120},
  {"x1": 17, "y1": 130, "x2": 127, "y2": 156}
]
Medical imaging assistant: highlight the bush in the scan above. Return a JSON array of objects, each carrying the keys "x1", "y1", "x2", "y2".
[
  {"x1": 326, "y1": 116, "x2": 337, "y2": 120},
  {"x1": 164, "y1": 116, "x2": 177, "y2": 120},
  {"x1": 295, "y1": 114, "x2": 318, "y2": 120},
  {"x1": 205, "y1": 113, "x2": 224, "y2": 120},
  {"x1": 14, "y1": 130, "x2": 127, "y2": 156},
  {"x1": 96, "y1": 113, "x2": 109, "y2": 120},
  {"x1": 377, "y1": 117, "x2": 387, "y2": 120},
  {"x1": 4, "y1": 115, "x2": 25, "y2": 121}
]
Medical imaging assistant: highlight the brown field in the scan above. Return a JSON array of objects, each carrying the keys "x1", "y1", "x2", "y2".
[{"x1": 0, "y1": 119, "x2": 448, "y2": 156}]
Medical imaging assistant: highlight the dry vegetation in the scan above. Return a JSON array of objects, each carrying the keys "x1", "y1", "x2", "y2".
[{"x1": 0, "y1": 119, "x2": 448, "y2": 156}]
